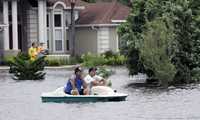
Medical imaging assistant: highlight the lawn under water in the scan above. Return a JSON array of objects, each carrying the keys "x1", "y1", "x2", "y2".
[{"x1": 0, "y1": 67, "x2": 200, "y2": 120}]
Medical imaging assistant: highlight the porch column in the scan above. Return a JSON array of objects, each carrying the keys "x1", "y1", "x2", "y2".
[
  {"x1": 43, "y1": 0, "x2": 47, "y2": 48},
  {"x1": 12, "y1": 0, "x2": 18, "y2": 50},
  {"x1": 38, "y1": 0, "x2": 47, "y2": 48},
  {"x1": 3, "y1": 0, "x2": 9, "y2": 50}
]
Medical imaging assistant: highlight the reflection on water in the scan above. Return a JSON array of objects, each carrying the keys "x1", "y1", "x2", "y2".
[{"x1": 0, "y1": 67, "x2": 200, "y2": 120}]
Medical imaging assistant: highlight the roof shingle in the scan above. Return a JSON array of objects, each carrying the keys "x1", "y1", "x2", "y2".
[
  {"x1": 47, "y1": 0, "x2": 130, "y2": 25},
  {"x1": 47, "y1": 0, "x2": 88, "y2": 6},
  {"x1": 76, "y1": 1, "x2": 130, "y2": 25}
]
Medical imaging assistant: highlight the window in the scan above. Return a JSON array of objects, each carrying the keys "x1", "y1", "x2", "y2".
[
  {"x1": 55, "y1": 40, "x2": 62, "y2": 51},
  {"x1": 66, "y1": 40, "x2": 70, "y2": 51},
  {"x1": 54, "y1": 14, "x2": 61, "y2": 27},
  {"x1": 47, "y1": 29, "x2": 49, "y2": 49},
  {"x1": 53, "y1": 11, "x2": 64, "y2": 52},
  {"x1": 55, "y1": 29, "x2": 62, "y2": 51},
  {"x1": 47, "y1": 14, "x2": 49, "y2": 27}
]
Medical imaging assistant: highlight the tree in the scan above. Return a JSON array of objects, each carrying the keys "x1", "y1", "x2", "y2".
[
  {"x1": 170, "y1": 0, "x2": 200, "y2": 84},
  {"x1": 118, "y1": 0, "x2": 200, "y2": 86},
  {"x1": 140, "y1": 18, "x2": 176, "y2": 86},
  {"x1": 118, "y1": 0, "x2": 147, "y2": 75}
]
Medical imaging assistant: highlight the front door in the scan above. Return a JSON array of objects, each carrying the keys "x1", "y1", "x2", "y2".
[{"x1": 53, "y1": 10, "x2": 64, "y2": 53}]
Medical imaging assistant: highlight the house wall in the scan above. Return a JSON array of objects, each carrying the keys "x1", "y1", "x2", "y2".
[
  {"x1": 97, "y1": 27, "x2": 110, "y2": 53},
  {"x1": 26, "y1": 8, "x2": 38, "y2": 47},
  {"x1": 75, "y1": 27, "x2": 98, "y2": 55},
  {"x1": 109, "y1": 27, "x2": 119, "y2": 52},
  {"x1": 75, "y1": 26, "x2": 119, "y2": 55}
]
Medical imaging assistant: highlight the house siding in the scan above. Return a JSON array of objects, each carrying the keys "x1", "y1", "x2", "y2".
[
  {"x1": 109, "y1": 27, "x2": 119, "y2": 52},
  {"x1": 75, "y1": 27, "x2": 97, "y2": 55},
  {"x1": 97, "y1": 27, "x2": 110, "y2": 53},
  {"x1": 26, "y1": 8, "x2": 38, "y2": 47}
]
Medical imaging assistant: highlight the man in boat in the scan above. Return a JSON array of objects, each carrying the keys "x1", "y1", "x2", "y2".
[
  {"x1": 64, "y1": 67, "x2": 89, "y2": 95},
  {"x1": 84, "y1": 67, "x2": 106, "y2": 93}
]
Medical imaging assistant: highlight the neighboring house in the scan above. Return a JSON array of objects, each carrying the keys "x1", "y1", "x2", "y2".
[{"x1": 0, "y1": 0, "x2": 130, "y2": 56}]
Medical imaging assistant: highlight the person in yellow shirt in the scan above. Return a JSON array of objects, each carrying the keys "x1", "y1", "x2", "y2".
[{"x1": 28, "y1": 42, "x2": 38, "y2": 61}]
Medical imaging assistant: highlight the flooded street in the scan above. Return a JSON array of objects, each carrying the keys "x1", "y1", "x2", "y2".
[{"x1": 0, "y1": 67, "x2": 200, "y2": 120}]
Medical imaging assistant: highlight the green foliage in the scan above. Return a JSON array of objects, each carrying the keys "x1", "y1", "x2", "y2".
[
  {"x1": 9, "y1": 53, "x2": 46, "y2": 80},
  {"x1": 118, "y1": 0, "x2": 200, "y2": 86},
  {"x1": 140, "y1": 19, "x2": 176, "y2": 86},
  {"x1": 2, "y1": 55, "x2": 15, "y2": 65},
  {"x1": 118, "y1": 0, "x2": 147, "y2": 75},
  {"x1": 96, "y1": 67, "x2": 114, "y2": 87},
  {"x1": 46, "y1": 59, "x2": 61, "y2": 66},
  {"x1": 102, "y1": 50, "x2": 126, "y2": 65},
  {"x1": 46, "y1": 56, "x2": 81, "y2": 66},
  {"x1": 81, "y1": 52, "x2": 106, "y2": 67},
  {"x1": 96, "y1": 67, "x2": 113, "y2": 78},
  {"x1": 81, "y1": 52, "x2": 126, "y2": 67}
]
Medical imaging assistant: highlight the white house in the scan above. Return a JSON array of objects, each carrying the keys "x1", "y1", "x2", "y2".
[{"x1": 0, "y1": 0, "x2": 130, "y2": 57}]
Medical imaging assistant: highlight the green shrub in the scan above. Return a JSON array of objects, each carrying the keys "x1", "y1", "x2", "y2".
[
  {"x1": 140, "y1": 19, "x2": 177, "y2": 86},
  {"x1": 82, "y1": 52, "x2": 126, "y2": 67},
  {"x1": 46, "y1": 59, "x2": 61, "y2": 66},
  {"x1": 102, "y1": 50, "x2": 118, "y2": 58},
  {"x1": 45, "y1": 56, "x2": 82, "y2": 66},
  {"x1": 81, "y1": 52, "x2": 106, "y2": 67},
  {"x1": 96, "y1": 67, "x2": 114, "y2": 86},
  {"x1": 2, "y1": 55, "x2": 15, "y2": 65},
  {"x1": 96, "y1": 67, "x2": 113, "y2": 78},
  {"x1": 69, "y1": 56, "x2": 82, "y2": 65},
  {"x1": 9, "y1": 53, "x2": 46, "y2": 80}
]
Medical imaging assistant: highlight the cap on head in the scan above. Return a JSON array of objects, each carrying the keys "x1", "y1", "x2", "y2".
[
  {"x1": 74, "y1": 66, "x2": 82, "y2": 73},
  {"x1": 88, "y1": 67, "x2": 97, "y2": 73}
]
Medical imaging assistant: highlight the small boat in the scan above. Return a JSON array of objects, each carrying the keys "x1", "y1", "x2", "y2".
[{"x1": 41, "y1": 86, "x2": 128, "y2": 103}]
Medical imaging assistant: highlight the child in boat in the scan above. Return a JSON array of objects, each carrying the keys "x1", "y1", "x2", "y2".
[{"x1": 64, "y1": 67, "x2": 89, "y2": 95}]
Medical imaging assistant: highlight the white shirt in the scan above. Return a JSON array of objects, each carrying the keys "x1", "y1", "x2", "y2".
[{"x1": 84, "y1": 74, "x2": 103, "y2": 84}]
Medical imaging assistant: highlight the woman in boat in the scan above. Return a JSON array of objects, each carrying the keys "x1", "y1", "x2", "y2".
[{"x1": 64, "y1": 67, "x2": 89, "y2": 95}]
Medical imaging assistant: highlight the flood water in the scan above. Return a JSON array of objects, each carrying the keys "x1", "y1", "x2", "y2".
[{"x1": 0, "y1": 67, "x2": 200, "y2": 120}]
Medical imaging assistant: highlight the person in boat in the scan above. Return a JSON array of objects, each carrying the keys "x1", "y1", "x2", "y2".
[
  {"x1": 28, "y1": 42, "x2": 38, "y2": 61},
  {"x1": 64, "y1": 67, "x2": 89, "y2": 95},
  {"x1": 84, "y1": 67, "x2": 106, "y2": 93}
]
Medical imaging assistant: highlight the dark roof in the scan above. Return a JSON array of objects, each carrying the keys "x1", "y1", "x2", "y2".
[
  {"x1": 47, "y1": 0, "x2": 130, "y2": 25},
  {"x1": 47, "y1": 0, "x2": 88, "y2": 6},
  {"x1": 76, "y1": 1, "x2": 130, "y2": 25}
]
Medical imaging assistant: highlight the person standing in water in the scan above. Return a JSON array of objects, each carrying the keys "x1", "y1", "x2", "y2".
[{"x1": 28, "y1": 42, "x2": 38, "y2": 61}]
